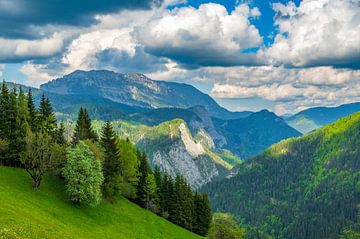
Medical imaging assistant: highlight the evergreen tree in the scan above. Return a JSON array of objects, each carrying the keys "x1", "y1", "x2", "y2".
[
  {"x1": 55, "y1": 122, "x2": 66, "y2": 145},
  {"x1": 171, "y1": 174, "x2": 194, "y2": 231},
  {"x1": 39, "y1": 93, "x2": 56, "y2": 135},
  {"x1": 100, "y1": 121, "x2": 122, "y2": 202},
  {"x1": 27, "y1": 88, "x2": 38, "y2": 132},
  {"x1": 159, "y1": 173, "x2": 175, "y2": 218},
  {"x1": 7, "y1": 88, "x2": 20, "y2": 165},
  {"x1": 193, "y1": 193, "x2": 212, "y2": 236},
  {"x1": 143, "y1": 173, "x2": 159, "y2": 213},
  {"x1": 72, "y1": 107, "x2": 97, "y2": 146},
  {"x1": 135, "y1": 151, "x2": 152, "y2": 208},
  {"x1": 0, "y1": 81, "x2": 10, "y2": 139}
]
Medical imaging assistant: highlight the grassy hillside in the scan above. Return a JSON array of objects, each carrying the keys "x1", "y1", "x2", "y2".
[
  {"x1": 204, "y1": 112, "x2": 360, "y2": 239},
  {"x1": 0, "y1": 167, "x2": 203, "y2": 239}
]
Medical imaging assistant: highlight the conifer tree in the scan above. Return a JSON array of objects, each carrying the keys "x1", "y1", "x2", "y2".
[
  {"x1": 72, "y1": 107, "x2": 97, "y2": 146},
  {"x1": 7, "y1": 88, "x2": 20, "y2": 165},
  {"x1": 193, "y1": 193, "x2": 212, "y2": 236},
  {"x1": 0, "y1": 82, "x2": 10, "y2": 139},
  {"x1": 55, "y1": 122, "x2": 66, "y2": 145},
  {"x1": 171, "y1": 174, "x2": 195, "y2": 231},
  {"x1": 100, "y1": 121, "x2": 122, "y2": 202},
  {"x1": 135, "y1": 151, "x2": 152, "y2": 208},
  {"x1": 27, "y1": 88, "x2": 38, "y2": 132},
  {"x1": 39, "y1": 93, "x2": 56, "y2": 135}
]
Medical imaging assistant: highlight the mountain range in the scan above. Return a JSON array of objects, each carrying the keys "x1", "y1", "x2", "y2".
[
  {"x1": 203, "y1": 111, "x2": 360, "y2": 239},
  {"x1": 285, "y1": 102, "x2": 360, "y2": 133}
]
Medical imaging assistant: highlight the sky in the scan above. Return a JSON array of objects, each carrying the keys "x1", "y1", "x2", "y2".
[{"x1": 0, "y1": 0, "x2": 359, "y2": 115}]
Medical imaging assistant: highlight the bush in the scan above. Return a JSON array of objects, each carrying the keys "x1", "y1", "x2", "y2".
[{"x1": 63, "y1": 141, "x2": 104, "y2": 207}]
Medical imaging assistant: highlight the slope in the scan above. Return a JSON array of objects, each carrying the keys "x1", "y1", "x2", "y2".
[
  {"x1": 204, "y1": 112, "x2": 360, "y2": 239},
  {"x1": 286, "y1": 102, "x2": 360, "y2": 133},
  {"x1": 0, "y1": 167, "x2": 203, "y2": 239}
]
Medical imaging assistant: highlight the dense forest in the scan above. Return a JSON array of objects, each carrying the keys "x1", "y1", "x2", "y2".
[
  {"x1": 203, "y1": 112, "x2": 360, "y2": 239},
  {"x1": 0, "y1": 82, "x2": 213, "y2": 237}
]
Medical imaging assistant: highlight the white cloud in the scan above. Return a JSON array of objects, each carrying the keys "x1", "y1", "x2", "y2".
[
  {"x1": 0, "y1": 32, "x2": 69, "y2": 62},
  {"x1": 62, "y1": 28, "x2": 136, "y2": 73},
  {"x1": 136, "y1": 3, "x2": 263, "y2": 67},
  {"x1": 264, "y1": 0, "x2": 360, "y2": 67},
  {"x1": 20, "y1": 63, "x2": 57, "y2": 87},
  {"x1": 208, "y1": 66, "x2": 360, "y2": 113}
]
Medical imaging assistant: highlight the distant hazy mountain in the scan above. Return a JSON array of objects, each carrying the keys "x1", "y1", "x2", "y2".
[
  {"x1": 204, "y1": 112, "x2": 360, "y2": 239},
  {"x1": 213, "y1": 110, "x2": 301, "y2": 159},
  {"x1": 40, "y1": 70, "x2": 249, "y2": 120},
  {"x1": 286, "y1": 102, "x2": 360, "y2": 133}
]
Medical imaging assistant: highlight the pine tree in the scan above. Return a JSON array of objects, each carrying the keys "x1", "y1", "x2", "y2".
[
  {"x1": 100, "y1": 121, "x2": 122, "y2": 202},
  {"x1": 7, "y1": 88, "x2": 20, "y2": 165},
  {"x1": 171, "y1": 174, "x2": 195, "y2": 231},
  {"x1": 193, "y1": 193, "x2": 212, "y2": 236},
  {"x1": 0, "y1": 81, "x2": 10, "y2": 139},
  {"x1": 72, "y1": 107, "x2": 98, "y2": 146},
  {"x1": 135, "y1": 151, "x2": 151, "y2": 207},
  {"x1": 163, "y1": 173, "x2": 175, "y2": 218},
  {"x1": 39, "y1": 93, "x2": 56, "y2": 135},
  {"x1": 55, "y1": 122, "x2": 66, "y2": 145},
  {"x1": 27, "y1": 88, "x2": 38, "y2": 132}
]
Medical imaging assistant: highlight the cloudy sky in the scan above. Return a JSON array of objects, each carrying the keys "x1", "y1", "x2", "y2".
[{"x1": 0, "y1": 0, "x2": 359, "y2": 114}]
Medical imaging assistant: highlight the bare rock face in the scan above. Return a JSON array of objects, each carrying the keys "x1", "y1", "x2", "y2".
[{"x1": 136, "y1": 121, "x2": 227, "y2": 189}]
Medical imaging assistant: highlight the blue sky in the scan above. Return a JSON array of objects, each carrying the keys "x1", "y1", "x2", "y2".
[{"x1": 0, "y1": 0, "x2": 359, "y2": 114}]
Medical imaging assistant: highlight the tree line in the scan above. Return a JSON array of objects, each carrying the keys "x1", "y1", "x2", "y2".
[{"x1": 0, "y1": 82, "x2": 212, "y2": 237}]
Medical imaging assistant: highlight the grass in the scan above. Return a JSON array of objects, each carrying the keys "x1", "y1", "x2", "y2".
[{"x1": 0, "y1": 167, "x2": 203, "y2": 239}]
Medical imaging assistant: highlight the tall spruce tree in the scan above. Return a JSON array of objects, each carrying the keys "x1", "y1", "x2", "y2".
[
  {"x1": 72, "y1": 107, "x2": 97, "y2": 146},
  {"x1": 135, "y1": 152, "x2": 153, "y2": 208},
  {"x1": 193, "y1": 193, "x2": 212, "y2": 236},
  {"x1": 0, "y1": 82, "x2": 10, "y2": 139},
  {"x1": 100, "y1": 121, "x2": 122, "y2": 202},
  {"x1": 27, "y1": 88, "x2": 38, "y2": 132},
  {"x1": 39, "y1": 94, "x2": 56, "y2": 136},
  {"x1": 171, "y1": 174, "x2": 195, "y2": 231},
  {"x1": 55, "y1": 122, "x2": 66, "y2": 145}
]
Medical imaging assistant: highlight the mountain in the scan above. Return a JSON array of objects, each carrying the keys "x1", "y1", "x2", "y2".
[
  {"x1": 0, "y1": 167, "x2": 202, "y2": 239},
  {"x1": 286, "y1": 102, "x2": 360, "y2": 133},
  {"x1": 203, "y1": 112, "x2": 360, "y2": 239},
  {"x1": 213, "y1": 110, "x2": 302, "y2": 159},
  {"x1": 40, "y1": 69, "x2": 248, "y2": 120},
  {"x1": 86, "y1": 119, "x2": 238, "y2": 189}
]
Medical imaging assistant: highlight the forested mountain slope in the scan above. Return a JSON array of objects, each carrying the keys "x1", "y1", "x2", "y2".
[
  {"x1": 0, "y1": 167, "x2": 203, "y2": 239},
  {"x1": 204, "y1": 112, "x2": 360, "y2": 239}
]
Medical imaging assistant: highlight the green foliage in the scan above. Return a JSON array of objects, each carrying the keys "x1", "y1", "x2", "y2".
[
  {"x1": 100, "y1": 121, "x2": 123, "y2": 202},
  {"x1": 0, "y1": 167, "x2": 203, "y2": 239},
  {"x1": 62, "y1": 142, "x2": 104, "y2": 206},
  {"x1": 193, "y1": 193, "x2": 212, "y2": 237},
  {"x1": 135, "y1": 151, "x2": 153, "y2": 208},
  {"x1": 72, "y1": 107, "x2": 98, "y2": 146},
  {"x1": 207, "y1": 213, "x2": 246, "y2": 239},
  {"x1": 204, "y1": 112, "x2": 360, "y2": 239},
  {"x1": 21, "y1": 131, "x2": 63, "y2": 189},
  {"x1": 117, "y1": 138, "x2": 140, "y2": 198}
]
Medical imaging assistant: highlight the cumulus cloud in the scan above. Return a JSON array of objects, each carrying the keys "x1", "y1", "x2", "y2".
[
  {"x1": 136, "y1": 3, "x2": 263, "y2": 67},
  {"x1": 264, "y1": 0, "x2": 360, "y2": 68},
  {"x1": 0, "y1": 32, "x2": 73, "y2": 62},
  {"x1": 20, "y1": 63, "x2": 57, "y2": 87},
  {"x1": 209, "y1": 66, "x2": 360, "y2": 113}
]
